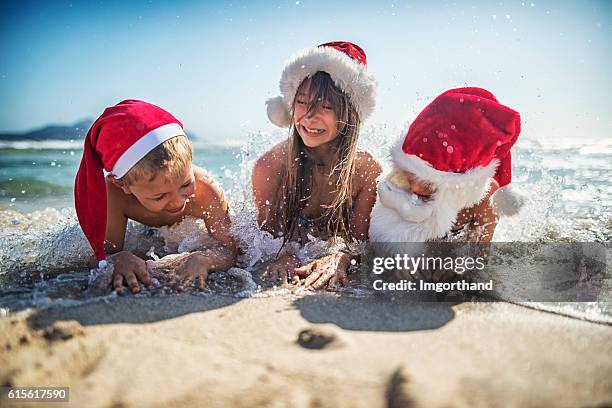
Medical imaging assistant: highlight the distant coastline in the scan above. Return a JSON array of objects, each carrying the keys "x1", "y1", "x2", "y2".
[
  {"x1": 0, "y1": 120, "x2": 92, "y2": 141},
  {"x1": 0, "y1": 121, "x2": 218, "y2": 145}
]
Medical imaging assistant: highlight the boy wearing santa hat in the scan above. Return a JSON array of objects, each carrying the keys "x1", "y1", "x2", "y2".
[
  {"x1": 370, "y1": 87, "x2": 523, "y2": 246},
  {"x1": 75, "y1": 100, "x2": 237, "y2": 294}
]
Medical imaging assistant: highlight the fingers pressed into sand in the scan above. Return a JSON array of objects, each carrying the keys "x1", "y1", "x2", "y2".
[
  {"x1": 125, "y1": 272, "x2": 140, "y2": 293},
  {"x1": 177, "y1": 275, "x2": 194, "y2": 292},
  {"x1": 166, "y1": 275, "x2": 179, "y2": 290},
  {"x1": 294, "y1": 262, "x2": 315, "y2": 278},
  {"x1": 134, "y1": 266, "x2": 151, "y2": 287},
  {"x1": 302, "y1": 270, "x2": 323, "y2": 288},
  {"x1": 113, "y1": 274, "x2": 124, "y2": 294},
  {"x1": 197, "y1": 275, "x2": 206, "y2": 290},
  {"x1": 291, "y1": 274, "x2": 301, "y2": 285},
  {"x1": 311, "y1": 271, "x2": 333, "y2": 290},
  {"x1": 328, "y1": 272, "x2": 339, "y2": 287}
]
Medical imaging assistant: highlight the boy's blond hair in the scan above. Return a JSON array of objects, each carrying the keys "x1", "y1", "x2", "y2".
[{"x1": 121, "y1": 135, "x2": 193, "y2": 185}]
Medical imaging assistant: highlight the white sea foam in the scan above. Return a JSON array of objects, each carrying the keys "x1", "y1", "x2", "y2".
[{"x1": 0, "y1": 140, "x2": 82, "y2": 150}]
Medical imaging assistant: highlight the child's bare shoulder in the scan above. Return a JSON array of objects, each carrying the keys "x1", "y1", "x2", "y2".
[
  {"x1": 186, "y1": 166, "x2": 228, "y2": 214},
  {"x1": 457, "y1": 180, "x2": 500, "y2": 222},
  {"x1": 476, "y1": 180, "x2": 499, "y2": 211},
  {"x1": 192, "y1": 166, "x2": 223, "y2": 198},
  {"x1": 105, "y1": 177, "x2": 135, "y2": 213},
  {"x1": 253, "y1": 140, "x2": 287, "y2": 182},
  {"x1": 255, "y1": 140, "x2": 287, "y2": 168},
  {"x1": 354, "y1": 150, "x2": 383, "y2": 180}
]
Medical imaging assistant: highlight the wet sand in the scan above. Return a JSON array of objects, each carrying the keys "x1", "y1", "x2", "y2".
[{"x1": 1, "y1": 294, "x2": 611, "y2": 407}]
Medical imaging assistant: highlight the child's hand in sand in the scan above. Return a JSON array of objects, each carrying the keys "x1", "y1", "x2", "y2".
[
  {"x1": 109, "y1": 251, "x2": 151, "y2": 294},
  {"x1": 292, "y1": 252, "x2": 350, "y2": 290},
  {"x1": 264, "y1": 254, "x2": 300, "y2": 284},
  {"x1": 172, "y1": 252, "x2": 211, "y2": 291}
]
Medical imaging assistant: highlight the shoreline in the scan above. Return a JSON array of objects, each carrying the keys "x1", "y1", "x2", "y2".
[{"x1": 1, "y1": 294, "x2": 611, "y2": 407}]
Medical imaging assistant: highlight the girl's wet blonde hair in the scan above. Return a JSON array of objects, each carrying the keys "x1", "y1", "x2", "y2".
[{"x1": 279, "y1": 71, "x2": 361, "y2": 243}]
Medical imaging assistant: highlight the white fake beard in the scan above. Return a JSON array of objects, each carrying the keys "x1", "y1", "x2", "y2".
[{"x1": 369, "y1": 180, "x2": 461, "y2": 243}]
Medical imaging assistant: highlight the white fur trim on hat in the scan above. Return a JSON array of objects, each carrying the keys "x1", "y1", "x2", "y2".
[
  {"x1": 267, "y1": 46, "x2": 377, "y2": 127},
  {"x1": 390, "y1": 137, "x2": 498, "y2": 211},
  {"x1": 111, "y1": 122, "x2": 185, "y2": 178}
]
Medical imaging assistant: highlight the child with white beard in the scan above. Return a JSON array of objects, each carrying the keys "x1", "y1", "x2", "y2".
[{"x1": 369, "y1": 87, "x2": 523, "y2": 283}]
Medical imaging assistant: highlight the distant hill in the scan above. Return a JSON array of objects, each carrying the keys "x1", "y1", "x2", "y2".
[
  {"x1": 0, "y1": 120, "x2": 201, "y2": 141},
  {"x1": 0, "y1": 120, "x2": 93, "y2": 141}
]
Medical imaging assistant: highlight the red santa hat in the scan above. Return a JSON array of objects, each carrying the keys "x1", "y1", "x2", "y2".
[
  {"x1": 74, "y1": 100, "x2": 185, "y2": 264},
  {"x1": 391, "y1": 87, "x2": 523, "y2": 216},
  {"x1": 266, "y1": 41, "x2": 377, "y2": 127}
]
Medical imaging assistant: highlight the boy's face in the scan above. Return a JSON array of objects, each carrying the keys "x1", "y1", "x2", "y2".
[{"x1": 121, "y1": 165, "x2": 196, "y2": 215}]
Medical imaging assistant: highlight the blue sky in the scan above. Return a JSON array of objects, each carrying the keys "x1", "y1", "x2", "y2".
[{"x1": 1, "y1": 0, "x2": 610, "y2": 143}]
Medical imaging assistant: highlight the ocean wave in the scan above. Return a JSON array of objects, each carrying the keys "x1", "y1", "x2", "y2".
[
  {"x1": 0, "y1": 140, "x2": 83, "y2": 150},
  {"x1": 0, "y1": 178, "x2": 71, "y2": 196},
  {"x1": 0, "y1": 139, "x2": 245, "y2": 151},
  {"x1": 0, "y1": 130, "x2": 610, "y2": 324}
]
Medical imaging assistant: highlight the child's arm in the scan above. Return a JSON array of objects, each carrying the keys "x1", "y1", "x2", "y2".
[
  {"x1": 252, "y1": 146, "x2": 297, "y2": 282},
  {"x1": 104, "y1": 178, "x2": 129, "y2": 253},
  {"x1": 349, "y1": 152, "x2": 383, "y2": 241},
  {"x1": 104, "y1": 179, "x2": 151, "y2": 294},
  {"x1": 174, "y1": 170, "x2": 238, "y2": 291},
  {"x1": 252, "y1": 144, "x2": 285, "y2": 236},
  {"x1": 467, "y1": 181, "x2": 500, "y2": 242}
]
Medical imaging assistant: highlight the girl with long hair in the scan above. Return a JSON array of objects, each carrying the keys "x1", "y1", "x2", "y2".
[{"x1": 252, "y1": 41, "x2": 381, "y2": 289}]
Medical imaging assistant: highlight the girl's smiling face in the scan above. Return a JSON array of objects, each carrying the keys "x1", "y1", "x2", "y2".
[{"x1": 293, "y1": 78, "x2": 340, "y2": 148}]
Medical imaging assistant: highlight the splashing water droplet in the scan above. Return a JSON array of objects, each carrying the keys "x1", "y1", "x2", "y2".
[{"x1": 447, "y1": 146, "x2": 454, "y2": 153}]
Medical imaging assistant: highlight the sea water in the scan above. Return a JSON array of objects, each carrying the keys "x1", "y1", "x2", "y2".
[{"x1": 0, "y1": 130, "x2": 610, "y2": 322}]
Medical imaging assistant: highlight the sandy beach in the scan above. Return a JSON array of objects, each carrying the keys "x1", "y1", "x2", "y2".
[{"x1": 1, "y1": 294, "x2": 611, "y2": 408}]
